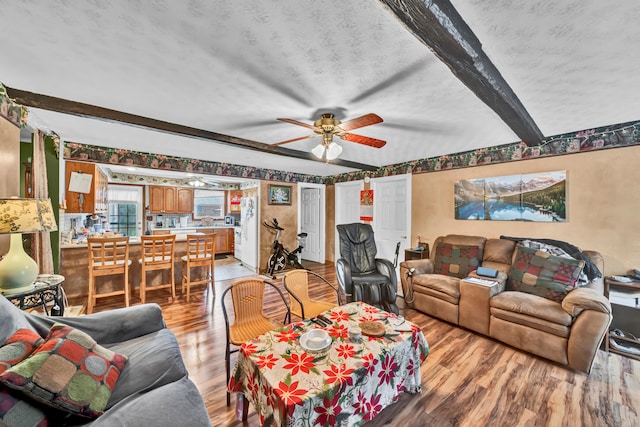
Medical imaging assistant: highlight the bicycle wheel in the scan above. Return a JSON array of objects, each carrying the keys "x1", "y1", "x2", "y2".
[{"x1": 268, "y1": 251, "x2": 287, "y2": 272}]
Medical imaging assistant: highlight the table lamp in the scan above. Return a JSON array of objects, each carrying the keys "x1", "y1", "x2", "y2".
[{"x1": 0, "y1": 197, "x2": 58, "y2": 293}]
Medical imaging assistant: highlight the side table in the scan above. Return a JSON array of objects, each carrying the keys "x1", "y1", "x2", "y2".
[
  {"x1": 405, "y1": 243, "x2": 430, "y2": 261},
  {"x1": 604, "y1": 276, "x2": 640, "y2": 360},
  {"x1": 1, "y1": 274, "x2": 65, "y2": 316}
]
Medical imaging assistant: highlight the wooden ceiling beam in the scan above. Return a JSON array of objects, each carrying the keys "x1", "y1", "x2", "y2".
[
  {"x1": 6, "y1": 87, "x2": 379, "y2": 171},
  {"x1": 379, "y1": 0, "x2": 544, "y2": 146}
]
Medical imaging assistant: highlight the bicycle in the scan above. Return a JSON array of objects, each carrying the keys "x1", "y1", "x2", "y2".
[{"x1": 263, "y1": 218, "x2": 308, "y2": 277}]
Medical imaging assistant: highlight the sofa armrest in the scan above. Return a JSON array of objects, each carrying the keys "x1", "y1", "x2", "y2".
[
  {"x1": 562, "y1": 287, "x2": 611, "y2": 317},
  {"x1": 399, "y1": 259, "x2": 434, "y2": 275},
  {"x1": 25, "y1": 303, "x2": 166, "y2": 344}
]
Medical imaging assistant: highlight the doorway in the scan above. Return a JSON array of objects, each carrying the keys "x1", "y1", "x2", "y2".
[
  {"x1": 371, "y1": 174, "x2": 411, "y2": 272},
  {"x1": 298, "y1": 183, "x2": 325, "y2": 263},
  {"x1": 334, "y1": 175, "x2": 411, "y2": 279}
]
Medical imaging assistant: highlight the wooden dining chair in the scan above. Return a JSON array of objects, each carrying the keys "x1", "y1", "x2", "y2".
[
  {"x1": 221, "y1": 278, "x2": 290, "y2": 406},
  {"x1": 139, "y1": 234, "x2": 176, "y2": 304},
  {"x1": 86, "y1": 236, "x2": 131, "y2": 314},
  {"x1": 283, "y1": 269, "x2": 342, "y2": 319},
  {"x1": 181, "y1": 234, "x2": 215, "y2": 302}
]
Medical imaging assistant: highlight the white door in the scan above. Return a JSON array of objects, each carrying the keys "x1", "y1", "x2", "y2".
[
  {"x1": 299, "y1": 186, "x2": 323, "y2": 263},
  {"x1": 334, "y1": 180, "x2": 364, "y2": 260},
  {"x1": 372, "y1": 174, "x2": 411, "y2": 274}
]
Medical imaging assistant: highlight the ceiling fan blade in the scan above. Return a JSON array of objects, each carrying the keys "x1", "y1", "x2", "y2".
[
  {"x1": 277, "y1": 117, "x2": 318, "y2": 131},
  {"x1": 272, "y1": 134, "x2": 318, "y2": 146},
  {"x1": 339, "y1": 133, "x2": 386, "y2": 148},
  {"x1": 336, "y1": 113, "x2": 383, "y2": 132}
]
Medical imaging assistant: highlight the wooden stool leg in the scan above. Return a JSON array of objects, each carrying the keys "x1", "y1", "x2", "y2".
[
  {"x1": 170, "y1": 264, "x2": 176, "y2": 301},
  {"x1": 140, "y1": 267, "x2": 146, "y2": 305},
  {"x1": 87, "y1": 274, "x2": 95, "y2": 314},
  {"x1": 124, "y1": 266, "x2": 130, "y2": 308},
  {"x1": 186, "y1": 265, "x2": 191, "y2": 302}
]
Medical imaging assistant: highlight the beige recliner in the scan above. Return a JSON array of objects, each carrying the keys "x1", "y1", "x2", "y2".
[{"x1": 400, "y1": 234, "x2": 611, "y2": 374}]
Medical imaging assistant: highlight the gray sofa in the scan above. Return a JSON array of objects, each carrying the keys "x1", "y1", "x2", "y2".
[{"x1": 0, "y1": 295, "x2": 211, "y2": 426}]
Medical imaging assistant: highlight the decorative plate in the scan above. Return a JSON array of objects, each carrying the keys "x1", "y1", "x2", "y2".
[
  {"x1": 299, "y1": 330, "x2": 332, "y2": 353},
  {"x1": 359, "y1": 321, "x2": 386, "y2": 337}
]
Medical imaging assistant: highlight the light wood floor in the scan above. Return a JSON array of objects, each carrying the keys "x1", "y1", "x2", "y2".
[{"x1": 76, "y1": 258, "x2": 640, "y2": 427}]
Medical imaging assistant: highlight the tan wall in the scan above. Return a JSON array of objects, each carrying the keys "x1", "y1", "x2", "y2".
[
  {"x1": 259, "y1": 181, "x2": 298, "y2": 273},
  {"x1": 411, "y1": 145, "x2": 640, "y2": 276},
  {"x1": 0, "y1": 118, "x2": 20, "y2": 254},
  {"x1": 325, "y1": 185, "x2": 336, "y2": 262}
]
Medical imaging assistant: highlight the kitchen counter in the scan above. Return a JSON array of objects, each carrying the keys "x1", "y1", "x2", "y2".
[{"x1": 60, "y1": 228, "x2": 236, "y2": 299}]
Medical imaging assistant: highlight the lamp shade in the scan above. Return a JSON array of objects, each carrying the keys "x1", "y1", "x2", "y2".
[
  {"x1": 0, "y1": 198, "x2": 58, "y2": 234},
  {"x1": 0, "y1": 198, "x2": 57, "y2": 293}
]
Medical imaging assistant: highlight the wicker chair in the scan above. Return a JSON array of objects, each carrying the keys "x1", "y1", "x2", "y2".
[
  {"x1": 221, "y1": 278, "x2": 290, "y2": 406},
  {"x1": 283, "y1": 269, "x2": 342, "y2": 319}
]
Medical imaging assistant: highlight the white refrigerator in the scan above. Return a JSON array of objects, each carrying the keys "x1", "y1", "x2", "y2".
[{"x1": 238, "y1": 196, "x2": 258, "y2": 269}]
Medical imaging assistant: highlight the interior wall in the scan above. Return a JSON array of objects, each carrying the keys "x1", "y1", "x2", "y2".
[
  {"x1": 325, "y1": 184, "x2": 336, "y2": 262},
  {"x1": 0, "y1": 118, "x2": 20, "y2": 254},
  {"x1": 411, "y1": 145, "x2": 640, "y2": 276},
  {"x1": 259, "y1": 181, "x2": 298, "y2": 273}
]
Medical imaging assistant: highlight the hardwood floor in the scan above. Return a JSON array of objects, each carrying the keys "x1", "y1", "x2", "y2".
[{"x1": 74, "y1": 259, "x2": 640, "y2": 427}]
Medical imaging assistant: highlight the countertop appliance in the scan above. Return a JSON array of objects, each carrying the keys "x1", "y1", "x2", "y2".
[{"x1": 224, "y1": 215, "x2": 235, "y2": 226}]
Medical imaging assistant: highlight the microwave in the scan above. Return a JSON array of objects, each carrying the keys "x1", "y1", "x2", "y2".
[{"x1": 224, "y1": 216, "x2": 235, "y2": 226}]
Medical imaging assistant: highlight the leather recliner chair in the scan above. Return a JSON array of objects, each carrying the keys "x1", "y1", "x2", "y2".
[{"x1": 336, "y1": 223, "x2": 399, "y2": 314}]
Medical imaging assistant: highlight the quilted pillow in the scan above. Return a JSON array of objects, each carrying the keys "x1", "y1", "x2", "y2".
[
  {"x1": 0, "y1": 385, "x2": 74, "y2": 427},
  {"x1": 0, "y1": 329, "x2": 43, "y2": 375},
  {"x1": 507, "y1": 245, "x2": 585, "y2": 303},
  {"x1": 0, "y1": 323, "x2": 128, "y2": 419},
  {"x1": 433, "y1": 242, "x2": 482, "y2": 278}
]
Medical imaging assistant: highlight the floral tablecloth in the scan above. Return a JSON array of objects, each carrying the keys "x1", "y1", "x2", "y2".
[{"x1": 228, "y1": 301, "x2": 430, "y2": 426}]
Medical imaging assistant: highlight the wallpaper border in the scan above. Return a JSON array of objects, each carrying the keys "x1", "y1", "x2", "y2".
[{"x1": 59, "y1": 119, "x2": 640, "y2": 185}]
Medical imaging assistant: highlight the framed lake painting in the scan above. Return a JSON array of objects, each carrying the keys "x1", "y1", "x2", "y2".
[
  {"x1": 268, "y1": 184, "x2": 292, "y2": 205},
  {"x1": 454, "y1": 170, "x2": 566, "y2": 222}
]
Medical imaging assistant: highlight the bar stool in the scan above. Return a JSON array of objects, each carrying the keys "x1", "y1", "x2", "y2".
[
  {"x1": 181, "y1": 234, "x2": 215, "y2": 302},
  {"x1": 87, "y1": 236, "x2": 131, "y2": 314},
  {"x1": 139, "y1": 234, "x2": 176, "y2": 304}
]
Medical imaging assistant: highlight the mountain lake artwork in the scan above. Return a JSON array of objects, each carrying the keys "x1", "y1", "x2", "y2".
[{"x1": 454, "y1": 171, "x2": 566, "y2": 222}]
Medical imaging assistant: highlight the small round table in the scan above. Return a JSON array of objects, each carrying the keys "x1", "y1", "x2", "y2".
[{"x1": 1, "y1": 274, "x2": 65, "y2": 316}]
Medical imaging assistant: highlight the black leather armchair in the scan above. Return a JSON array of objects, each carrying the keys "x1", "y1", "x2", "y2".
[{"x1": 336, "y1": 223, "x2": 399, "y2": 314}]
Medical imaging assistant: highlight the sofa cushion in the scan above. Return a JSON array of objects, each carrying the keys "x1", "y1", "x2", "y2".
[
  {"x1": 0, "y1": 385, "x2": 73, "y2": 426},
  {"x1": 0, "y1": 296, "x2": 38, "y2": 345},
  {"x1": 413, "y1": 274, "x2": 461, "y2": 303},
  {"x1": 483, "y1": 239, "x2": 516, "y2": 265},
  {"x1": 490, "y1": 292, "x2": 573, "y2": 337},
  {"x1": 507, "y1": 245, "x2": 585, "y2": 302},
  {"x1": 433, "y1": 243, "x2": 482, "y2": 278},
  {"x1": 0, "y1": 329, "x2": 43, "y2": 375},
  {"x1": 0, "y1": 323, "x2": 128, "y2": 419},
  {"x1": 103, "y1": 328, "x2": 188, "y2": 408}
]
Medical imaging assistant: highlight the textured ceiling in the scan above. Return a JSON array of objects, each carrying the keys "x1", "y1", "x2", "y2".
[{"x1": 1, "y1": 0, "x2": 639, "y2": 179}]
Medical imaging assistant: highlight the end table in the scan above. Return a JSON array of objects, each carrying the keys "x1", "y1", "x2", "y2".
[{"x1": 1, "y1": 274, "x2": 65, "y2": 316}]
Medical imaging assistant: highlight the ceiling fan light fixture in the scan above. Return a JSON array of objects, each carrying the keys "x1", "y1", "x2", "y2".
[
  {"x1": 311, "y1": 143, "x2": 325, "y2": 159},
  {"x1": 326, "y1": 142, "x2": 342, "y2": 160}
]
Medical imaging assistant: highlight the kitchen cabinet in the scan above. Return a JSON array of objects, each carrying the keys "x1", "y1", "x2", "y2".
[
  {"x1": 200, "y1": 227, "x2": 234, "y2": 254},
  {"x1": 177, "y1": 188, "x2": 194, "y2": 213},
  {"x1": 149, "y1": 186, "x2": 193, "y2": 213},
  {"x1": 65, "y1": 161, "x2": 108, "y2": 213}
]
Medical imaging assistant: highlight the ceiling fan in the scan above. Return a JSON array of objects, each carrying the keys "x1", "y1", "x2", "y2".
[{"x1": 274, "y1": 113, "x2": 386, "y2": 160}]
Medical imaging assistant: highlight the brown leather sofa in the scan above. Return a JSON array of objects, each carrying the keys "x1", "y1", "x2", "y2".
[{"x1": 400, "y1": 234, "x2": 612, "y2": 374}]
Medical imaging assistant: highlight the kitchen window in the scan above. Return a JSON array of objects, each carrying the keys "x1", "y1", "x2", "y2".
[
  {"x1": 107, "y1": 185, "x2": 143, "y2": 236},
  {"x1": 193, "y1": 189, "x2": 225, "y2": 219}
]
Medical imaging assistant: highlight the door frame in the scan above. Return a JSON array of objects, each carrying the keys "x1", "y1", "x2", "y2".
[
  {"x1": 334, "y1": 179, "x2": 365, "y2": 261},
  {"x1": 370, "y1": 173, "x2": 411, "y2": 280},
  {"x1": 297, "y1": 182, "x2": 325, "y2": 264}
]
